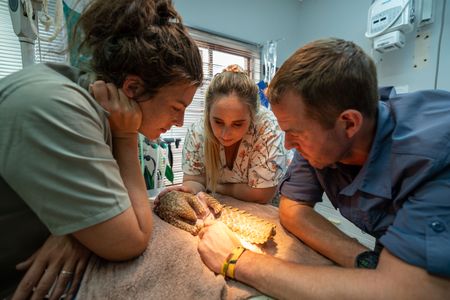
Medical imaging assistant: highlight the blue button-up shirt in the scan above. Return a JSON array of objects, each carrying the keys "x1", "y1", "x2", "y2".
[{"x1": 279, "y1": 89, "x2": 450, "y2": 277}]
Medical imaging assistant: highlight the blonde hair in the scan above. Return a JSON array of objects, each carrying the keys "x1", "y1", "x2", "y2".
[{"x1": 203, "y1": 64, "x2": 259, "y2": 192}]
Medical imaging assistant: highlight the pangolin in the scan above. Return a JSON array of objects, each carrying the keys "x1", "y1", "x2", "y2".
[{"x1": 154, "y1": 191, "x2": 276, "y2": 244}]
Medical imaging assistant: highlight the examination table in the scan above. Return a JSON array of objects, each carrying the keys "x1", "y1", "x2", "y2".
[{"x1": 76, "y1": 194, "x2": 332, "y2": 299}]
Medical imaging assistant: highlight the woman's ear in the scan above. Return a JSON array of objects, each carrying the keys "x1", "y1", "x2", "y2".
[
  {"x1": 338, "y1": 109, "x2": 363, "y2": 139},
  {"x1": 122, "y1": 75, "x2": 146, "y2": 99}
]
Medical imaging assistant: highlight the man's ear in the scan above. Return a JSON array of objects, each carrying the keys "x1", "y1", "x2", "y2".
[
  {"x1": 338, "y1": 109, "x2": 363, "y2": 139},
  {"x1": 122, "y1": 75, "x2": 146, "y2": 99}
]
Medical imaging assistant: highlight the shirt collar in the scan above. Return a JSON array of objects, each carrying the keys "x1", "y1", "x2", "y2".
[{"x1": 340, "y1": 102, "x2": 395, "y2": 199}]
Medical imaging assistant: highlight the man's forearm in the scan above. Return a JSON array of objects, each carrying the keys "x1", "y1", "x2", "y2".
[
  {"x1": 235, "y1": 250, "x2": 369, "y2": 300},
  {"x1": 113, "y1": 135, "x2": 152, "y2": 234},
  {"x1": 235, "y1": 250, "x2": 450, "y2": 300},
  {"x1": 279, "y1": 196, "x2": 366, "y2": 267}
]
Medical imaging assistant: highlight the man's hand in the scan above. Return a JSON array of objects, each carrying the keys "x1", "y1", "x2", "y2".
[
  {"x1": 198, "y1": 222, "x2": 242, "y2": 274},
  {"x1": 90, "y1": 81, "x2": 142, "y2": 138},
  {"x1": 13, "y1": 235, "x2": 91, "y2": 300}
]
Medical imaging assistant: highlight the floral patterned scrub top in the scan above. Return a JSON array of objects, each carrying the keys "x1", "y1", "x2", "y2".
[{"x1": 182, "y1": 106, "x2": 287, "y2": 188}]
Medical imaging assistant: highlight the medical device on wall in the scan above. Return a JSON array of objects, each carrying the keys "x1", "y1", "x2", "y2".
[
  {"x1": 263, "y1": 40, "x2": 277, "y2": 84},
  {"x1": 366, "y1": 0, "x2": 415, "y2": 53},
  {"x1": 8, "y1": 0, "x2": 64, "y2": 67}
]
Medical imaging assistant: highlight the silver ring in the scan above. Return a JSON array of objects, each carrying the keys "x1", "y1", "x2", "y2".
[{"x1": 60, "y1": 270, "x2": 73, "y2": 276}]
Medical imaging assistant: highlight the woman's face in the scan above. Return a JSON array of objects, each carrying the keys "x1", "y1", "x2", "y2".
[
  {"x1": 138, "y1": 83, "x2": 197, "y2": 140},
  {"x1": 209, "y1": 95, "x2": 251, "y2": 147}
]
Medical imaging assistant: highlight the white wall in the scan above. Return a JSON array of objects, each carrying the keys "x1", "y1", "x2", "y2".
[
  {"x1": 174, "y1": 0, "x2": 304, "y2": 65},
  {"x1": 290, "y1": 0, "x2": 372, "y2": 51},
  {"x1": 293, "y1": 0, "x2": 450, "y2": 91},
  {"x1": 373, "y1": 0, "x2": 449, "y2": 91},
  {"x1": 175, "y1": 0, "x2": 450, "y2": 92},
  {"x1": 436, "y1": 1, "x2": 450, "y2": 90}
]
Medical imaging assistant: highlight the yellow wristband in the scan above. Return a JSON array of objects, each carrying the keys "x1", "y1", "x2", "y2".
[
  {"x1": 221, "y1": 246, "x2": 246, "y2": 279},
  {"x1": 221, "y1": 252, "x2": 233, "y2": 277}
]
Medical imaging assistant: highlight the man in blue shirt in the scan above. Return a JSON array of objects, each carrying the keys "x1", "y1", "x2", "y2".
[{"x1": 198, "y1": 38, "x2": 450, "y2": 298}]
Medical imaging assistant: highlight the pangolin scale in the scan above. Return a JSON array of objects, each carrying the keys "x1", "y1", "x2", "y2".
[{"x1": 154, "y1": 191, "x2": 276, "y2": 244}]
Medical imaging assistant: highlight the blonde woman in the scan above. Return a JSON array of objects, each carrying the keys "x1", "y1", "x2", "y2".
[{"x1": 167, "y1": 65, "x2": 287, "y2": 204}]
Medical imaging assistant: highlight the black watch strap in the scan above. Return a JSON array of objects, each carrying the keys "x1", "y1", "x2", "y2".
[{"x1": 355, "y1": 250, "x2": 380, "y2": 269}]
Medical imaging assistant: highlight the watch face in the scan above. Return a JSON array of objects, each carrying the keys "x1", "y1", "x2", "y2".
[{"x1": 356, "y1": 251, "x2": 379, "y2": 269}]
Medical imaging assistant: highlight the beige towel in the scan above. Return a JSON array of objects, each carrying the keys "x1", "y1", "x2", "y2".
[{"x1": 77, "y1": 195, "x2": 332, "y2": 299}]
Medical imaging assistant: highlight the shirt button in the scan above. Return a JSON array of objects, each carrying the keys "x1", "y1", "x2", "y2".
[{"x1": 430, "y1": 221, "x2": 446, "y2": 233}]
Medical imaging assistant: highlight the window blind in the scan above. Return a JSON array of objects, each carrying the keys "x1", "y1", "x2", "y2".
[
  {"x1": 0, "y1": 0, "x2": 67, "y2": 79},
  {"x1": 0, "y1": 1, "x2": 22, "y2": 78}
]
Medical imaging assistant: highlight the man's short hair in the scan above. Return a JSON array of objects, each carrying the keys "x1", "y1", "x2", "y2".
[{"x1": 268, "y1": 38, "x2": 379, "y2": 129}]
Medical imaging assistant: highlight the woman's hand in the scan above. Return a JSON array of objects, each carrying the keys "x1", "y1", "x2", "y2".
[
  {"x1": 155, "y1": 185, "x2": 196, "y2": 204},
  {"x1": 12, "y1": 235, "x2": 91, "y2": 300},
  {"x1": 90, "y1": 81, "x2": 142, "y2": 138},
  {"x1": 198, "y1": 222, "x2": 242, "y2": 274}
]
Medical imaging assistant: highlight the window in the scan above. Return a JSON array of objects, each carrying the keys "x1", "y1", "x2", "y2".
[
  {"x1": 0, "y1": 1, "x2": 66, "y2": 79},
  {"x1": 161, "y1": 28, "x2": 261, "y2": 185}
]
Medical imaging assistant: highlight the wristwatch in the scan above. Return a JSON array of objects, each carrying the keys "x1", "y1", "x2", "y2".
[{"x1": 355, "y1": 250, "x2": 380, "y2": 269}]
